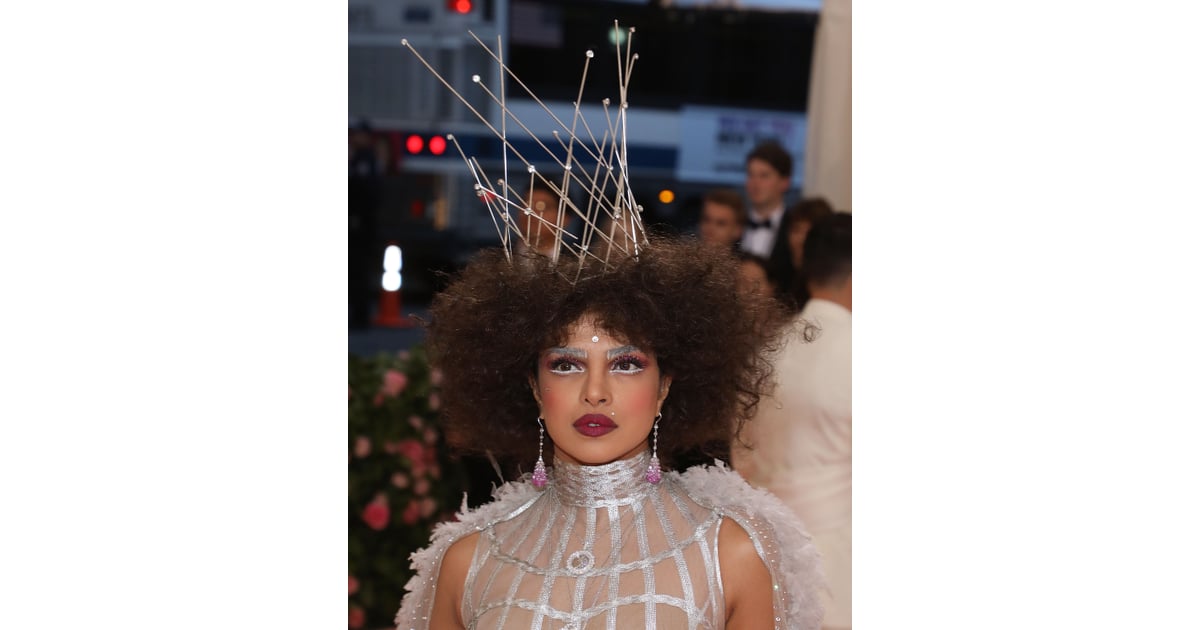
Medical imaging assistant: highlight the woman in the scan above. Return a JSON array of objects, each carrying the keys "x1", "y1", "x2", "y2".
[
  {"x1": 766, "y1": 198, "x2": 834, "y2": 312},
  {"x1": 736, "y1": 251, "x2": 776, "y2": 299},
  {"x1": 395, "y1": 238, "x2": 824, "y2": 629}
]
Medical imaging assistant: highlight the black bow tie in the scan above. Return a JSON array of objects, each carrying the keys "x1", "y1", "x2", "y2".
[{"x1": 746, "y1": 217, "x2": 773, "y2": 230}]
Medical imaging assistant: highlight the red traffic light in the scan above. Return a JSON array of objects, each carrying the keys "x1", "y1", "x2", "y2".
[
  {"x1": 448, "y1": 0, "x2": 473, "y2": 14},
  {"x1": 429, "y1": 135, "x2": 447, "y2": 155},
  {"x1": 405, "y1": 134, "x2": 424, "y2": 154}
]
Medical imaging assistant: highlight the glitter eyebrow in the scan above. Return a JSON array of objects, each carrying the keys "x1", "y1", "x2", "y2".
[
  {"x1": 546, "y1": 347, "x2": 586, "y2": 358},
  {"x1": 606, "y1": 345, "x2": 641, "y2": 359}
]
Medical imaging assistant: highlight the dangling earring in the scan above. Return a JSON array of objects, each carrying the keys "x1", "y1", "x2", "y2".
[
  {"x1": 645, "y1": 413, "x2": 662, "y2": 484},
  {"x1": 532, "y1": 417, "x2": 548, "y2": 489}
]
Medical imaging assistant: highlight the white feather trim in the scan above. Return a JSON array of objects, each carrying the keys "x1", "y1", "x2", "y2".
[{"x1": 674, "y1": 461, "x2": 827, "y2": 630}]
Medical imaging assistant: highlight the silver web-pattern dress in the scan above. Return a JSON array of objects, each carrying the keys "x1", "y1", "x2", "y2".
[{"x1": 396, "y1": 451, "x2": 824, "y2": 629}]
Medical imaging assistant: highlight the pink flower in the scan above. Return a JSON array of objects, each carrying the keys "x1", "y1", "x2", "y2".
[
  {"x1": 422, "y1": 427, "x2": 438, "y2": 446},
  {"x1": 420, "y1": 497, "x2": 437, "y2": 518},
  {"x1": 353, "y1": 436, "x2": 371, "y2": 459},
  {"x1": 381, "y1": 370, "x2": 408, "y2": 398},
  {"x1": 398, "y1": 350, "x2": 411, "y2": 361},
  {"x1": 430, "y1": 368, "x2": 444, "y2": 387},
  {"x1": 397, "y1": 439, "x2": 425, "y2": 464},
  {"x1": 428, "y1": 463, "x2": 442, "y2": 480},
  {"x1": 408, "y1": 415, "x2": 424, "y2": 430},
  {"x1": 372, "y1": 392, "x2": 384, "y2": 407},
  {"x1": 348, "y1": 605, "x2": 365, "y2": 629},
  {"x1": 362, "y1": 496, "x2": 390, "y2": 531},
  {"x1": 382, "y1": 441, "x2": 398, "y2": 455},
  {"x1": 428, "y1": 392, "x2": 441, "y2": 411},
  {"x1": 402, "y1": 500, "x2": 421, "y2": 525},
  {"x1": 414, "y1": 477, "x2": 430, "y2": 497},
  {"x1": 348, "y1": 575, "x2": 359, "y2": 595},
  {"x1": 391, "y1": 472, "x2": 410, "y2": 489}
]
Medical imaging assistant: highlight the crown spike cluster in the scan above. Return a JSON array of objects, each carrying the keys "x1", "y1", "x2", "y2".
[{"x1": 403, "y1": 22, "x2": 648, "y2": 282}]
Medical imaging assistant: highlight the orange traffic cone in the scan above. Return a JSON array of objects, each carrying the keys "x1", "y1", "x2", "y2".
[
  {"x1": 374, "y1": 242, "x2": 413, "y2": 328},
  {"x1": 375, "y1": 287, "x2": 410, "y2": 327}
]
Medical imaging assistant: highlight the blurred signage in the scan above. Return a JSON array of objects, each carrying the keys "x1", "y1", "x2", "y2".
[{"x1": 675, "y1": 105, "x2": 807, "y2": 187}]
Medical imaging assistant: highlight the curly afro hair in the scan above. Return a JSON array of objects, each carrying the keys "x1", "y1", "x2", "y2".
[{"x1": 426, "y1": 236, "x2": 788, "y2": 468}]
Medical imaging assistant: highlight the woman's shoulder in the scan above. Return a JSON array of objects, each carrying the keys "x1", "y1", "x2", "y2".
[
  {"x1": 672, "y1": 462, "x2": 827, "y2": 630},
  {"x1": 395, "y1": 478, "x2": 544, "y2": 629}
]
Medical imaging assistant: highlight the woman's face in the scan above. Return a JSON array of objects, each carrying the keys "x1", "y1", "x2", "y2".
[
  {"x1": 524, "y1": 189, "x2": 565, "y2": 247},
  {"x1": 737, "y1": 259, "x2": 773, "y2": 297},
  {"x1": 532, "y1": 315, "x2": 671, "y2": 466}
]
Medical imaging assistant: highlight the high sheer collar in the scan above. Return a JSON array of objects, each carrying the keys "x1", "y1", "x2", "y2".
[{"x1": 548, "y1": 450, "x2": 655, "y2": 508}]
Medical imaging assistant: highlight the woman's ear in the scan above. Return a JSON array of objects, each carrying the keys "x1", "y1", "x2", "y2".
[
  {"x1": 529, "y1": 376, "x2": 542, "y2": 406},
  {"x1": 657, "y1": 375, "x2": 672, "y2": 410}
]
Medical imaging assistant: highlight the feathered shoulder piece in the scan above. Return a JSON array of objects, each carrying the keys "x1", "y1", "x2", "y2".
[
  {"x1": 394, "y1": 479, "x2": 541, "y2": 630},
  {"x1": 673, "y1": 461, "x2": 827, "y2": 630}
]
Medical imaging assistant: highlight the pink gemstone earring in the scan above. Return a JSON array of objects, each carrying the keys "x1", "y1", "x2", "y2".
[
  {"x1": 645, "y1": 413, "x2": 662, "y2": 484},
  {"x1": 532, "y1": 417, "x2": 548, "y2": 488}
]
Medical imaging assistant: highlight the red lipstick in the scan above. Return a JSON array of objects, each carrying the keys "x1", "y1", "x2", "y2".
[{"x1": 573, "y1": 414, "x2": 617, "y2": 437}]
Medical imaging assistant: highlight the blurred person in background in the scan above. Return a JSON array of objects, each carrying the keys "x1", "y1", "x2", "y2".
[
  {"x1": 735, "y1": 251, "x2": 775, "y2": 299},
  {"x1": 348, "y1": 120, "x2": 383, "y2": 330},
  {"x1": 740, "y1": 140, "x2": 794, "y2": 259},
  {"x1": 767, "y1": 197, "x2": 835, "y2": 312},
  {"x1": 698, "y1": 187, "x2": 746, "y2": 251},
  {"x1": 515, "y1": 178, "x2": 571, "y2": 257},
  {"x1": 733, "y1": 212, "x2": 852, "y2": 630},
  {"x1": 592, "y1": 206, "x2": 639, "y2": 257}
]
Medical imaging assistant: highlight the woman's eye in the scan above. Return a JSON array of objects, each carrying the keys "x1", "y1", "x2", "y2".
[
  {"x1": 548, "y1": 358, "x2": 583, "y2": 373},
  {"x1": 612, "y1": 357, "x2": 645, "y2": 373}
]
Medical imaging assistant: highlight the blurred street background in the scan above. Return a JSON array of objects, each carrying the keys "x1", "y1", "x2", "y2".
[{"x1": 348, "y1": 0, "x2": 849, "y2": 356}]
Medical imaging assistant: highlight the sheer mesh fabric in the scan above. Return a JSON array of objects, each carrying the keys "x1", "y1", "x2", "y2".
[
  {"x1": 396, "y1": 451, "x2": 824, "y2": 630},
  {"x1": 462, "y1": 452, "x2": 723, "y2": 629}
]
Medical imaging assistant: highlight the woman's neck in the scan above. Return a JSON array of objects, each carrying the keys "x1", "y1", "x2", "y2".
[{"x1": 548, "y1": 450, "x2": 655, "y2": 507}]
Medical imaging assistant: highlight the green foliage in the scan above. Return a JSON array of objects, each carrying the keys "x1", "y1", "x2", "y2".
[{"x1": 348, "y1": 346, "x2": 465, "y2": 629}]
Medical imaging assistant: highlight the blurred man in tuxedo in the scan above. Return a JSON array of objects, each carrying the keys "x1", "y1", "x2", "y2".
[{"x1": 739, "y1": 140, "x2": 794, "y2": 258}]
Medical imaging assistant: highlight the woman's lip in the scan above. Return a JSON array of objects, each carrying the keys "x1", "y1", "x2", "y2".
[
  {"x1": 573, "y1": 414, "x2": 616, "y2": 428},
  {"x1": 573, "y1": 414, "x2": 616, "y2": 437}
]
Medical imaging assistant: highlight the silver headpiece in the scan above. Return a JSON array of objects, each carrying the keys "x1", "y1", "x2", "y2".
[{"x1": 402, "y1": 22, "x2": 647, "y2": 282}]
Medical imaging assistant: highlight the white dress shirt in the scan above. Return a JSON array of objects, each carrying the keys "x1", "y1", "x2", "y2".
[{"x1": 739, "y1": 204, "x2": 785, "y2": 258}]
